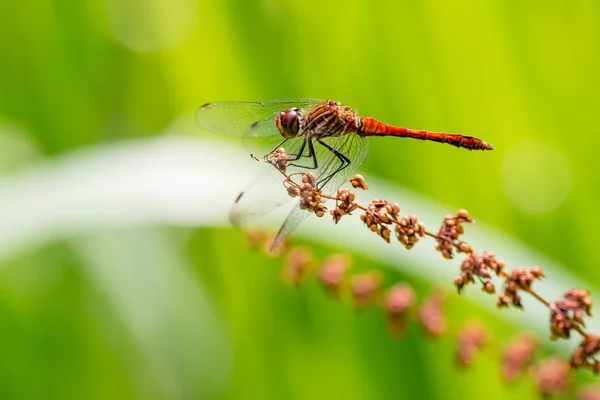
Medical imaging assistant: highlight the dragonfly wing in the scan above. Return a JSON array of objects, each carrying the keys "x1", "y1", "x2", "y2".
[
  {"x1": 229, "y1": 162, "x2": 297, "y2": 225},
  {"x1": 196, "y1": 98, "x2": 323, "y2": 138},
  {"x1": 270, "y1": 206, "x2": 310, "y2": 251},
  {"x1": 201, "y1": 99, "x2": 370, "y2": 249},
  {"x1": 270, "y1": 133, "x2": 370, "y2": 248},
  {"x1": 229, "y1": 134, "x2": 323, "y2": 225},
  {"x1": 312, "y1": 133, "x2": 370, "y2": 195}
]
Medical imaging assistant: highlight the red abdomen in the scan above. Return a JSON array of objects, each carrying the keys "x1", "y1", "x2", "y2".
[{"x1": 360, "y1": 117, "x2": 493, "y2": 151}]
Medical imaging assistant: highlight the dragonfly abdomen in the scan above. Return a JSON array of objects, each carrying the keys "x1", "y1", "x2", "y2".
[{"x1": 359, "y1": 117, "x2": 493, "y2": 151}]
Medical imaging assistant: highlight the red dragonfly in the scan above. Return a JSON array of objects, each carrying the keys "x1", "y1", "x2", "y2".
[{"x1": 196, "y1": 98, "x2": 493, "y2": 248}]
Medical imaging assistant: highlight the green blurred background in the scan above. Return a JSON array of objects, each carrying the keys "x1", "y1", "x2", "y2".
[{"x1": 0, "y1": 0, "x2": 598, "y2": 398}]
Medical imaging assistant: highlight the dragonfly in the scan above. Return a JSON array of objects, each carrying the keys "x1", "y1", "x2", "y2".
[{"x1": 196, "y1": 98, "x2": 493, "y2": 250}]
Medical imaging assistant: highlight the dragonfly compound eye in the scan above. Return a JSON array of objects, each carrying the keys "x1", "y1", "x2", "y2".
[{"x1": 276, "y1": 107, "x2": 301, "y2": 139}]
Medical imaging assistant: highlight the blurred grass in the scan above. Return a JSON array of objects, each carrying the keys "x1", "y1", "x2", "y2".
[{"x1": 0, "y1": 0, "x2": 599, "y2": 398}]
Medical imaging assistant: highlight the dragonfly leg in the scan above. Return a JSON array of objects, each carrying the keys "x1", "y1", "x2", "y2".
[
  {"x1": 288, "y1": 138, "x2": 318, "y2": 169},
  {"x1": 316, "y1": 138, "x2": 350, "y2": 187},
  {"x1": 291, "y1": 112, "x2": 335, "y2": 161}
]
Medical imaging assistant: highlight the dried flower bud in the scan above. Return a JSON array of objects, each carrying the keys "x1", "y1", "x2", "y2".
[
  {"x1": 331, "y1": 207, "x2": 344, "y2": 224},
  {"x1": 360, "y1": 199, "x2": 401, "y2": 243},
  {"x1": 332, "y1": 187, "x2": 357, "y2": 224},
  {"x1": 434, "y1": 210, "x2": 475, "y2": 259},
  {"x1": 266, "y1": 147, "x2": 289, "y2": 172},
  {"x1": 456, "y1": 252, "x2": 504, "y2": 294},
  {"x1": 456, "y1": 324, "x2": 487, "y2": 366},
  {"x1": 457, "y1": 241, "x2": 473, "y2": 253},
  {"x1": 571, "y1": 334, "x2": 600, "y2": 372},
  {"x1": 418, "y1": 291, "x2": 446, "y2": 337},
  {"x1": 497, "y1": 293, "x2": 511, "y2": 308},
  {"x1": 550, "y1": 289, "x2": 593, "y2": 340},
  {"x1": 482, "y1": 281, "x2": 495, "y2": 294},
  {"x1": 454, "y1": 275, "x2": 466, "y2": 292},
  {"x1": 350, "y1": 271, "x2": 384, "y2": 309},
  {"x1": 245, "y1": 230, "x2": 267, "y2": 249},
  {"x1": 534, "y1": 358, "x2": 571, "y2": 397},
  {"x1": 287, "y1": 185, "x2": 301, "y2": 197},
  {"x1": 384, "y1": 283, "x2": 415, "y2": 335},
  {"x1": 502, "y1": 334, "x2": 538, "y2": 381},
  {"x1": 349, "y1": 174, "x2": 368, "y2": 190},
  {"x1": 395, "y1": 215, "x2": 426, "y2": 249},
  {"x1": 294, "y1": 172, "x2": 328, "y2": 216},
  {"x1": 282, "y1": 247, "x2": 313, "y2": 285},
  {"x1": 498, "y1": 267, "x2": 544, "y2": 310},
  {"x1": 456, "y1": 209, "x2": 472, "y2": 221},
  {"x1": 317, "y1": 254, "x2": 351, "y2": 297}
]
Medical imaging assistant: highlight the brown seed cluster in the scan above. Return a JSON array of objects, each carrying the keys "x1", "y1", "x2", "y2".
[
  {"x1": 497, "y1": 267, "x2": 544, "y2": 308},
  {"x1": 571, "y1": 334, "x2": 600, "y2": 373},
  {"x1": 317, "y1": 254, "x2": 351, "y2": 297},
  {"x1": 502, "y1": 334, "x2": 539, "y2": 381},
  {"x1": 384, "y1": 283, "x2": 415, "y2": 335},
  {"x1": 286, "y1": 172, "x2": 327, "y2": 217},
  {"x1": 418, "y1": 291, "x2": 446, "y2": 337},
  {"x1": 456, "y1": 324, "x2": 488, "y2": 366},
  {"x1": 256, "y1": 161, "x2": 600, "y2": 385},
  {"x1": 454, "y1": 251, "x2": 505, "y2": 294},
  {"x1": 350, "y1": 271, "x2": 384, "y2": 309},
  {"x1": 550, "y1": 289, "x2": 593, "y2": 340},
  {"x1": 534, "y1": 357, "x2": 571, "y2": 397},
  {"x1": 331, "y1": 188, "x2": 358, "y2": 224},
  {"x1": 395, "y1": 215, "x2": 426, "y2": 249},
  {"x1": 266, "y1": 147, "x2": 288, "y2": 172},
  {"x1": 282, "y1": 247, "x2": 313, "y2": 285},
  {"x1": 435, "y1": 210, "x2": 474, "y2": 259},
  {"x1": 360, "y1": 199, "x2": 400, "y2": 243}
]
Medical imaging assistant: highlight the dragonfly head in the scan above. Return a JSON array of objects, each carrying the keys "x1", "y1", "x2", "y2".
[{"x1": 276, "y1": 107, "x2": 303, "y2": 139}]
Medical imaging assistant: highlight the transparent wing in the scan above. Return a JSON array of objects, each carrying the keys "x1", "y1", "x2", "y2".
[
  {"x1": 270, "y1": 133, "x2": 370, "y2": 250},
  {"x1": 269, "y1": 207, "x2": 310, "y2": 251},
  {"x1": 229, "y1": 134, "x2": 324, "y2": 225},
  {"x1": 196, "y1": 98, "x2": 323, "y2": 138},
  {"x1": 229, "y1": 132, "x2": 369, "y2": 226},
  {"x1": 221, "y1": 102, "x2": 371, "y2": 251},
  {"x1": 229, "y1": 162, "x2": 298, "y2": 225},
  {"x1": 314, "y1": 133, "x2": 370, "y2": 195}
]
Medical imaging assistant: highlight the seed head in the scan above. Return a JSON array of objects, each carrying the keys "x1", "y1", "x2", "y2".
[
  {"x1": 395, "y1": 215, "x2": 426, "y2": 249},
  {"x1": 266, "y1": 147, "x2": 288, "y2": 172},
  {"x1": 456, "y1": 324, "x2": 487, "y2": 366},
  {"x1": 384, "y1": 283, "x2": 415, "y2": 335},
  {"x1": 350, "y1": 271, "x2": 384, "y2": 309},
  {"x1": 455, "y1": 252, "x2": 504, "y2": 294},
  {"x1": 360, "y1": 199, "x2": 399, "y2": 243},
  {"x1": 570, "y1": 334, "x2": 600, "y2": 372},
  {"x1": 317, "y1": 254, "x2": 351, "y2": 297},
  {"x1": 501, "y1": 334, "x2": 539, "y2": 381},
  {"x1": 282, "y1": 247, "x2": 313, "y2": 285},
  {"x1": 534, "y1": 358, "x2": 571, "y2": 397},
  {"x1": 418, "y1": 291, "x2": 446, "y2": 337},
  {"x1": 294, "y1": 173, "x2": 328, "y2": 217},
  {"x1": 331, "y1": 188, "x2": 358, "y2": 224},
  {"x1": 349, "y1": 174, "x2": 368, "y2": 190},
  {"x1": 435, "y1": 210, "x2": 474, "y2": 259},
  {"x1": 550, "y1": 289, "x2": 592, "y2": 340},
  {"x1": 497, "y1": 267, "x2": 544, "y2": 309}
]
